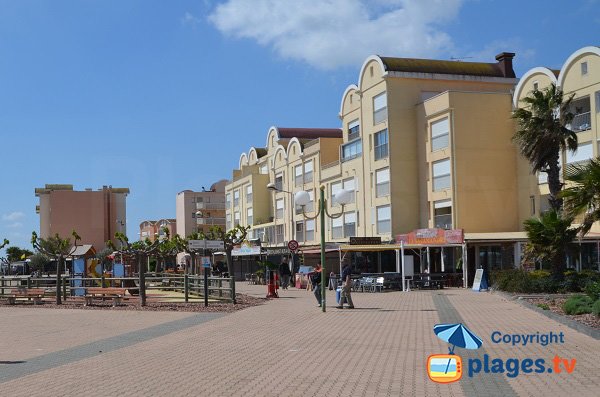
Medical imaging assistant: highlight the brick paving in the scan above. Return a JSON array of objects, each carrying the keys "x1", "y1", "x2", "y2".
[{"x1": 0, "y1": 284, "x2": 598, "y2": 396}]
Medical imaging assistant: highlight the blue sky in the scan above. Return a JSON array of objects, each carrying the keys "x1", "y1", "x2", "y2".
[{"x1": 1, "y1": 0, "x2": 598, "y2": 255}]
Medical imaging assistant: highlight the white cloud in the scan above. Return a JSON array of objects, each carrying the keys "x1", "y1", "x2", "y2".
[
  {"x1": 209, "y1": 0, "x2": 464, "y2": 69},
  {"x1": 7, "y1": 222, "x2": 23, "y2": 229},
  {"x1": 2, "y1": 211, "x2": 25, "y2": 222},
  {"x1": 182, "y1": 12, "x2": 202, "y2": 27}
]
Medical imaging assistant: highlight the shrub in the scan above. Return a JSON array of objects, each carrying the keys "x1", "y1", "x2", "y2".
[
  {"x1": 592, "y1": 300, "x2": 600, "y2": 317},
  {"x1": 536, "y1": 303, "x2": 550, "y2": 310},
  {"x1": 584, "y1": 282, "x2": 600, "y2": 301},
  {"x1": 563, "y1": 295, "x2": 594, "y2": 315}
]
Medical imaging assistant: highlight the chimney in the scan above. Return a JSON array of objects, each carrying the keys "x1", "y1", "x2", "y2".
[{"x1": 495, "y1": 52, "x2": 516, "y2": 78}]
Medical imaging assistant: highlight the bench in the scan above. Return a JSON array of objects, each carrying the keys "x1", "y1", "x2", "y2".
[
  {"x1": 85, "y1": 287, "x2": 127, "y2": 307},
  {"x1": 8, "y1": 288, "x2": 45, "y2": 305}
]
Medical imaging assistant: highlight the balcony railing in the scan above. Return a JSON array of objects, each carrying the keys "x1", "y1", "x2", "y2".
[
  {"x1": 434, "y1": 214, "x2": 452, "y2": 229},
  {"x1": 569, "y1": 112, "x2": 591, "y2": 132},
  {"x1": 196, "y1": 217, "x2": 226, "y2": 225},
  {"x1": 196, "y1": 202, "x2": 225, "y2": 210}
]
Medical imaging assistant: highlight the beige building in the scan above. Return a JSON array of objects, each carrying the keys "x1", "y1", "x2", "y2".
[
  {"x1": 176, "y1": 180, "x2": 227, "y2": 238},
  {"x1": 35, "y1": 184, "x2": 129, "y2": 251}
]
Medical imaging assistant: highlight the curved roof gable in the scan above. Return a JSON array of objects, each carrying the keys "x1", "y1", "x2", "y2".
[{"x1": 277, "y1": 127, "x2": 342, "y2": 140}]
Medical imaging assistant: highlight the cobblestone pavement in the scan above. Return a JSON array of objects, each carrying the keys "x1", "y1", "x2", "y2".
[{"x1": 0, "y1": 284, "x2": 598, "y2": 396}]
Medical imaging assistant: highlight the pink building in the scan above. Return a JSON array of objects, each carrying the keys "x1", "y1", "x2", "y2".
[
  {"x1": 35, "y1": 184, "x2": 129, "y2": 251},
  {"x1": 139, "y1": 219, "x2": 177, "y2": 242}
]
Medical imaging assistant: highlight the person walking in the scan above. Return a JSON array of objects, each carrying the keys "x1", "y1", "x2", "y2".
[
  {"x1": 311, "y1": 262, "x2": 323, "y2": 307},
  {"x1": 336, "y1": 259, "x2": 354, "y2": 309},
  {"x1": 279, "y1": 257, "x2": 291, "y2": 289}
]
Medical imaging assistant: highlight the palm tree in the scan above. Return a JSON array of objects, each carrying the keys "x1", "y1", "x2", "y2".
[
  {"x1": 562, "y1": 159, "x2": 600, "y2": 237},
  {"x1": 523, "y1": 210, "x2": 577, "y2": 278},
  {"x1": 512, "y1": 83, "x2": 577, "y2": 211}
]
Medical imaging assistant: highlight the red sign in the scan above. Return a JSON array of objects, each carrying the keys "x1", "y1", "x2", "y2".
[
  {"x1": 287, "y1": 240, "x2": 299, "y2": 251},
  {"x1": 396, "y1": 229, "x2": 464, "y2": 245}
]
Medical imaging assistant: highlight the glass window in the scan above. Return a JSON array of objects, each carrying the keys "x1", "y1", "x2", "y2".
[
  {"x1": 276, "y1": 198, "x2": 284, "y2": 219},
  {"x1": 581, "y1": 61, "x2": 588, "y2": 75},
  {"x1": 374, "y1": 129, "x2": 388, "y2": 160},
  {"x1": 275, "y1": 225, "x2": 284, "y2": 244},
  {"x1": 433, "y1": 200, "x2": 452, "y2": 229},
  {"x1": 342, "y1": 140, "x2": 362, "y2": 162},
  {"x1": 332, "y1": 217, "x2": 343, "y2": 239},
  {"x1": 344, "y1": 212, "x2": 356, "y2": 237},
  {"x1": 246, "y1": 208, "x2": 253, "y2": 226},
  {"x1": 348, "y1": 119, "x2": 360, "y2": 141},
  {"x1": 295, "y1": 221, "x2": 304, "y2": 242},
  {"x1": 431, "y1": 117, "x2": 449, "y2": 151},
  {"x1": 246, "y1": 185, "x2": 253, "y2": 202},
  {"x1": 226, "y1": 214, "x2": 232, "y2": 231},
  {"x1": 233, "y1": 190, "x2": 240, "y2": 207},
  {"x1": 234, "y1": 211, "x2": 240, "y2": 226},
  {"x1": 331, "y1": 181, "x2": 342, "y2": 207},
  {"x1": 259, "y1": 164, "x2": 268, "y2": 174},
  {"x1": 566, "y1": 142, "x2": 593, "y2": 164},
  {"x1": 433, "y1": 159, "x2": 451, "y2": 191},
  {"x1": 225, "y1": 193, "x2": 231, "y2": 209},
  {"x1": 294, "y1": 165, "x2": 303, "y2": 187},
  {"x1": 377, "y1": 205, "x2": 391, "y2": 234},
  {"x1": 342, "y1": 178, "x2": 355, "y2": 204},
  {"x1": 376, "y1": 168, "x2": 390, "y2": 197},
  {"x1": 373, "y1": 92, "x2": 387, "y2": 124},
  {"x1": 275, "y1": 173, "x2": 283, "y2": 191},
  {"x1": 305, "y1": 219, "x2": 315, "y2": 241},
  {"x1": 304, "y1": 160, "x2": 313, "y2": 183}
]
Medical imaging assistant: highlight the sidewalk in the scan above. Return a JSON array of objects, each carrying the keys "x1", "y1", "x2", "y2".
[{"x1": 0, "y1": 284, "x2": 598, "y2": 396}]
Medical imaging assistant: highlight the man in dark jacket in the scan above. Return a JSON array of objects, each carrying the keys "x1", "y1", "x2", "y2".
[
  {"x1": 336, "y1": 259, "x2": 354, "y2": 309},
  {"x1": 279, "y1": 257, "x2": 292, "y2": 289}
]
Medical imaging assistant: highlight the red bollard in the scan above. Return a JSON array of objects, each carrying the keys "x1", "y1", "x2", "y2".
[{"x1": 266, "y1": 270, "x2": 279, "y2": 298}]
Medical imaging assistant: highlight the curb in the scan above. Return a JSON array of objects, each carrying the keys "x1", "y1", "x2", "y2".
[{"x1": 493, "y1": 290, "x2": 600, "y2": 340}]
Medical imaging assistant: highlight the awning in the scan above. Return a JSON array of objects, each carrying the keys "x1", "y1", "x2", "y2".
[
  {"x1": 339, "y1": 244, "x2": 402, "y2": 252},
  {"x1": 301, "y1": 247, "x2": 339, "y2": 254}
]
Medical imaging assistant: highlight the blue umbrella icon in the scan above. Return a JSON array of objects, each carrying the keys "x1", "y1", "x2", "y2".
[{"x1": 433, "y1": 323, "x2": 482, "y2": 354}]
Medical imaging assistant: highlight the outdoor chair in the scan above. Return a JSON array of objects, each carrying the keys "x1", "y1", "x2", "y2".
[
  {"x1": 360, "y1": 277, "x2": 374, "y2": 292},
  {"x1": 371, "y1": 277, "x2": 385, "y2": 292}
]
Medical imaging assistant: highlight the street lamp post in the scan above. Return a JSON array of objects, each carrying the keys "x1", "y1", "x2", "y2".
[{"x1": 295, "y1": 186, "x2": 351, "y2": 312}]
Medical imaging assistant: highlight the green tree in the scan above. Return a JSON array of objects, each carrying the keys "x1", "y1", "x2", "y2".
[
  {"x1": 561, "y1": 159, "x2": 600, "y2": 238},
  {"x1": 29, "y1": 253, "x2": 51, "y2": 274},
  {"x1": 6, "y1": 246, "x2": 34, "y2": 262},
  {"x1": 31, "y1": 231, "x2": 81, "y2": 304},
  {"x1": 512, "y1": 83, "x2": 577, "y2": 211},
  {"x1": 522, "y1": 210, "x2": 578, "y2": 278},
  {"x1": 95, "y1": 247, "x2": 114, "y2": 274}
]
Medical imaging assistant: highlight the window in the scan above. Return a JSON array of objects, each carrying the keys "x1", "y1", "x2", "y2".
[
  {"x1": 581, "y1": 61, "x2": 588, "y2": 75},
  {"x1": 533, "y1": 81, "x2": 538, "y2": 91},
  {"x1": 344, "y1": 212, "x2": 356, "y2": 237},
  {"x1": 246, "y1": 208, "x2": 253, "y2": 226},
  {"x1": 566, "y1": 142, "x2": 593, "y2": 165},
  {"x1": 305, "y1": 219, "x2": 315, "y2": 241},
  {"x1": 374, "y1": 129, "x2": 388, "y2": 160},
  {"x1": 233, "y1": 190, "x2": 240, "y2": 207},
  {"x1": 431, "y1": 117, "x2": 449, "y2": 151},
  {"x1": 296, "y1": 221, "x2": 304, "y2": 242},
  {"x1": 433, "y1": 159, "x2": 451, "y2": 191},
  {"x1": 275, "y1": 173, "x2": 283, "y2": 191},
  {"x1": 234, "y1": 211, "x2": 240, "y2": 227},
  {"x1": 195, "y1": 197, "x2": 203, "y2": 203},
  {"x1": 331, "y1": 181, "x2": 342, "y2": 207},
  {"x1": 596, "y1": 91, "x2": 600, "y2": 113},
  {"x1": 433, "y1": 200, "x2": 452, "y2": 229},
  {"x1": 294, "y1": 165, "x2": 303, "y2": 187},
  {"x1": 376, "y1": 205, "x2": 391, "y2": 234},
  {"x1": 304, "y1": 160, "x2": 313, "y2": 183},
  {"x1": 246, "y1": 185, "x2": 253, "y2": 203},
  {"x1": 259, "y1": 164, "x2": 268, "y2": 174},
  {"x1": 276, "y1": 199, "x2": 284, "y2": 219},
  {"x1": 342, "y1": 140, "x2": 362, "y2": 162},
  {"x1": 225, "y1": 193, "x2": 231, "y2": 209},
  {"x1": 275, "y1": 225, "x2": 284, "y2": 243},
  {"x1": 348, "y1": 119, "x2": 360, "y2": 141},
  {"x1": 226, "y1": 212, "x2": 232, "y2": 231},
  {"x1": 332, "y1": 217, "x2": 343, "y2": 239},
  {"x1": 530, "y1": 196, "x2": 535, "y2": 216},
  {"x1": 373, "y1": 92, "x2": 387, "y2": 124},
  {"x1": 375, "y1": 168, "x2": 390, "y2": 197},
  {"x1": 342, "y1": 177, "x2": 355, "y2": 204}
]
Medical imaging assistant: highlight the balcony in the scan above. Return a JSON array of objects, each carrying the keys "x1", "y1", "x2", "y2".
[
  {"x1": 569, "y1": 111, "x2": 591, "y2": 132},
  {"x1": 196, "y1": 202, "x2": 225, "y2": 210},
  {"x1": 434, "y1": 214, "x2": 452, "y2": 229},
  {"x1": 196, "y1": 217, "x2": 226, "y2": 225}
]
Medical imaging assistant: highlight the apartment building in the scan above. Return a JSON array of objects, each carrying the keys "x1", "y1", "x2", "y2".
[
  {"x1": 35, "y1": 184, "x2": 129, "y2": 251},
  {"x1": 139, "y1": 219, "x2": 176, "y2": 242},
  {"x1": 176, "y1": 180, "x2": 227, "y2": 238}
]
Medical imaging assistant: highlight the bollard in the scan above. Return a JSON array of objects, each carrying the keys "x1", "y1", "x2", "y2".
[{"x1": 184, "y1": 274, "x2": 189, "y2": 303}]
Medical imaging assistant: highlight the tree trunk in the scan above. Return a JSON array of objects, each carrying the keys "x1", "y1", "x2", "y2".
[
  {"x1": 547, "y1": 154, "x2": 563, "y2": 211},
  {"x1": 56, "y1": 257, "x2": 62, "y2": 305}
]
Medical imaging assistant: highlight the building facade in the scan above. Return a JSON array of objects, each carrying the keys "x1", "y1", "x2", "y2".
[
  {"x1": 176, "y1": 180, "x2": 227, "y2": 238},
  {"x1": 139, "y1": 219, "x2": 177, "y2": 242},
  {"x1": 35, "y1": 184, "x2": 129, "y2": 251}
]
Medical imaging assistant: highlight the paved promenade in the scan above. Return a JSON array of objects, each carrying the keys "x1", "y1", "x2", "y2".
[{"x1": 0, "y1": 284, "x2": 598, "y2": 396}]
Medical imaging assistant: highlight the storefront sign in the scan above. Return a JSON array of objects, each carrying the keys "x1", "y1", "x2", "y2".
[
  {"x1": 349, "y1": 237, "x2": 382, "y2": 245},
  {"x1": 232, "y1": 240, "x2": 261, "y2": 256},
  {"x1": 396, "y1": 228, "x2": 464, "y2": 245}
]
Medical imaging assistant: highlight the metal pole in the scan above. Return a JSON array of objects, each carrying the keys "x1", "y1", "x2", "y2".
[
  {"x1": 139, "y1": 256, "x2": 147, "y2": 306},
  {"x1": 56, "y1": 257, "x2": 62, "y2": 305},
  {"x1": 320, "y1": 187, "x2": 326, "y2": 313},
  {"x1": 204, "y1": 266, "x2": 209, "y2": 307}
]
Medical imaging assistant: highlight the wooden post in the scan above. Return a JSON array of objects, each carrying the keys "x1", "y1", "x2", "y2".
[
  {"x1": 184, "y1": 273, "x2": 189, "y2": 303},
  {"x1": 231, "y1": 276, "x2": 236, "y2": 304}
]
